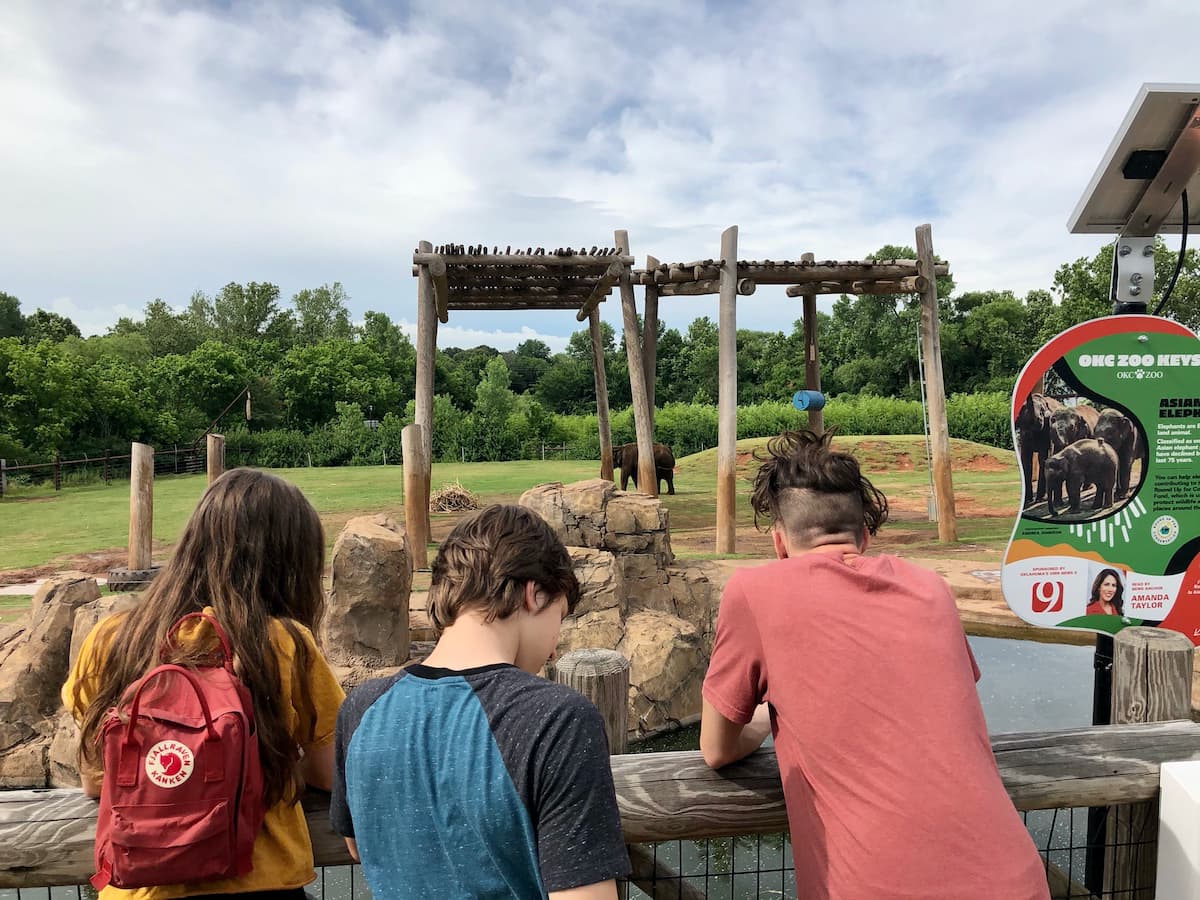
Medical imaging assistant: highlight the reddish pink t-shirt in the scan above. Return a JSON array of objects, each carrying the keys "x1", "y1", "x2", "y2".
[{"x1": 703, "y1": 552, "x2": 1049, "y2": 900}]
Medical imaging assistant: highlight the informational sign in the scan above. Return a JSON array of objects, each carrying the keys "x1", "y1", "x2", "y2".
[{"x1": 1002, "y1": 315, "x2": 1200, "y2": 644}]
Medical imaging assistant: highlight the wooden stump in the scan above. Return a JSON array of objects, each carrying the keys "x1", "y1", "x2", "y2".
[
  {"x1": 1105, "y1": 627, "x2": 1193, "y2": 899},
  {"x1": 553, "y1": 648, "x2": 629, "y2": 754}
]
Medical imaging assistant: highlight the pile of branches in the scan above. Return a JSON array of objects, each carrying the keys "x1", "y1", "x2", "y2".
[{"x1": 429, "y1": 481, "x2": 480, "y2": 512}]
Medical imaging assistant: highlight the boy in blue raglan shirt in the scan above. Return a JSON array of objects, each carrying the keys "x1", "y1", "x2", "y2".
[{"x1": 331, "y1": 504, "x2": 630, "y2": 900}]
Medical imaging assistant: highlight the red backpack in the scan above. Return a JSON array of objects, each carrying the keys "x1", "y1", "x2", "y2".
[{"x1": 91, "y1": 612, "x2": 266, "y2": 890}]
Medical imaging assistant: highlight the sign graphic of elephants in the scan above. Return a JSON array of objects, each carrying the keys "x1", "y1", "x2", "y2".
[{"x1": 1003, "y1": 315, "x2": 1200, "y2": 644}]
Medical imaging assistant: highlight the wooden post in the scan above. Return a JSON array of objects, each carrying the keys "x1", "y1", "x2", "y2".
[
  {"x1": 643, "y1": 255, "x2": 660, "y2": 436},
  {"x1": 103, "y1": 449, "x2": 110, "y2": 484},
  {"x1": 552, "y1": 648, "x2": 699, "y2": 899},
  {"x1": 716, "y1": 226, "x2": 738, "y2": 553},
  {"x1": 915, "y1": 224, "x2": 957, "y2": 542},
  {"x1": 415, "y1": 239, "x2": 438, "y2": 539},
  {"x1": 206, "y1": 433, "x2": 225, "y2": 485},
  {"x1": 128, "y1": 442, "x2": 154, "y2": 571},
  {"x1": 614, "y1": 230, "x2": 657, "y2": 497},
  {"x1": 1104, "y1": 627, "x2": 1193, "y2": 899},
  {"x1": 797, "y1": 251, "x2": 823, "y2": 434},
  {"x1": 53, "y1": 453, "x2": 61, "y2": 491},
  {"x1": 0, "y1": 459, "x2": 5, "y2": 498},
  {"x1": 401, "y1": 424, "x2": 429, "y2": 570},
  {"x1": 589, "y1": 308, "x2": 614, "y2": 481},
  {"x1": 553, "y1": 648, "x2": 629, "y2": 754}
]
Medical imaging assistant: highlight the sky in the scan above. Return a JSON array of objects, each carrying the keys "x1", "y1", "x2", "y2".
[{"x1": 2, "y1": 1, "x2": 1199, "y2": 352}]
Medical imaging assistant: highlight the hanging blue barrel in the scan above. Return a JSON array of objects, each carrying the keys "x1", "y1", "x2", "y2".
[{"x1": 792, "y1": 390, "x2": 827, "y2": 411}]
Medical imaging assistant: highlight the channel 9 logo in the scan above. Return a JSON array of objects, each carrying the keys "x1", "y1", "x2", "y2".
[{"x1": 1031, "y1": 581, "x2": 1064, "y2": 614}]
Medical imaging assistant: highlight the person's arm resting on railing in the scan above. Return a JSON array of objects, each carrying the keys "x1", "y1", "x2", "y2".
[{"x1": 700, "y1": 579, "x2": 772, "y2": 769}]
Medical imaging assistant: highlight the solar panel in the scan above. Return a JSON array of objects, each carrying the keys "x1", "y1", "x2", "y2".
[{"x1": 1068, "y1": 83, "x2": 1200, "y2": 235}]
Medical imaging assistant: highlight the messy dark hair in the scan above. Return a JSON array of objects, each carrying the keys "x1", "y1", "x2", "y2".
[
  {"x1": 429, "y1": 504, "x2": 581, "y2": 634},
  {"x1": 749, "y1": 430, "x2": 889, "y2": 545}
]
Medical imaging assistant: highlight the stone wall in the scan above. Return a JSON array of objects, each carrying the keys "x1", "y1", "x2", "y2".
[{"x1": 522, "y1": 479, "x2": 720, "y2": 737}]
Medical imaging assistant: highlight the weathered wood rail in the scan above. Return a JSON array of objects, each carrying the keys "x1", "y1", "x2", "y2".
[{"x1": 3, "y1": 720, "x2": 1199, "y2": 888}]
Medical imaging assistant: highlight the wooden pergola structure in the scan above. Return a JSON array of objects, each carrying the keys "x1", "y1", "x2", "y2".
[{"x1": 410, "y1": 224, "x2": 957, "y2": 555}]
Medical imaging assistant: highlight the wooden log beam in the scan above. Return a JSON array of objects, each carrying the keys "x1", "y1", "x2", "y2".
[
  {"x1": 447, "y1": 300, "x2": 588, "y2": 311},
  {"x1": 916, "y1": 224, "x2": 957, "y2": 541},
  {"x1": 615, "y1": 229, "x2": 657, "y2": 496},
  {"x1": 716, "y1": 226, "x2": 738, "y2": 553},
  {"x1": 785, "y1": 276, "x2": 928, "y2": 297},
  {"x1": 742, "y1": 262, "x2": 948, "y2": 284},
  {"x1": 590, "y1": 307, "x2": 614, "y2": 481},
  {"x1": 414, "y1": 240, "x2": 437, "y2": 539},
  {"x1": 429, "y1": 257, "x2": 449, "y2": 324},
  {"x1": 576, "y1": 260, "x2": 627, "y2": 322},
  {"x1": 414, "y1": 252, "x2": 634, "y2": 268},
  {"x1": 643, "y1": 255, "x2": 660, "y2": 432},
  {"x1": 658, "y1": 278, "x2": 756, "y2": 297},
  {"x1": 6, "y1": 721, "x2": 1200, "y2": 888},
  {"x1": 796, "y1": 252, "x2": 823, "y2": 435}
]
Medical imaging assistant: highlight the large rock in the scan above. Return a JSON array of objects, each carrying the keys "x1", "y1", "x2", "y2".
[
  {"x1": 520, "y1": 480, "x2": 673, "y2": 564},
  {"x1": 69, "y1": 593, "x2": 139, "y2": 669},
  {"x1": 557, "y1": 608, "x2": 624, "y2": 657},
  {"x1": 571, "y1": 547, "x2": 623, "y2": 617},
  {"x1": 0, "y1": 573, "x2": 100, "y2": 787},
  {"x1": 619, "y1": 610, "x2": 706, "y2": 736},
  {"x1": 323, "y1": 514, "x2": 413, "y2": 668}
]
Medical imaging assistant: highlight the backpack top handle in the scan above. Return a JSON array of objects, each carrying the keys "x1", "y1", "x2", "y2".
[{"x1": 161, "y1": 611, "x2": 235, "y2": 669}]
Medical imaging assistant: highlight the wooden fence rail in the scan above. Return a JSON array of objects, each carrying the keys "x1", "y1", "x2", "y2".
[{"x1": 3, "y1": 720, "x2": 1199, "y2": 888}]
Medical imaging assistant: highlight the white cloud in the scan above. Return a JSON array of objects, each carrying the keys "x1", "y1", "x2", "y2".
[
  {"x1": 2, "y1": 0, "x2": 1198, "y2": 342},
  {"x1": 396, "y1": 320, "x2": 570, "y2": 354}
]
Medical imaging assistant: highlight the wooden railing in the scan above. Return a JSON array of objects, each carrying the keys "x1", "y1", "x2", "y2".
[{"x1": 3, "y1": 720, "x2": 1200, "y2": 889}]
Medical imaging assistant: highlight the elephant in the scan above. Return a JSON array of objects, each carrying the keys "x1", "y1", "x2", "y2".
[
  {"x1": 1043, "y1": 438, "x2": 1118, "y2": 517},
  {"x1": 1048, "y1": 405, "x2": 1099, "y2": 506},
  {"x1": 1015, "y1": 393, "x2": 1063, "y2": 505},
  {"x1": 612, "y1": 441, "x2": 676, "y2": 494},
  {"x1": 1094, "y1": 409, "x2": 1139, "y2": 498}
]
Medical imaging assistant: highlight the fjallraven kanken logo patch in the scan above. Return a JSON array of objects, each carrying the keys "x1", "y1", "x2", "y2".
[{"x1": 145, "y1": 740, "x2": 195, "y2": 788}]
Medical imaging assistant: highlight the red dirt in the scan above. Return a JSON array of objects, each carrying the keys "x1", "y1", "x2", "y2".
[{"x1": 960, "y1": 454, "x2": 1007, "y2": 472}]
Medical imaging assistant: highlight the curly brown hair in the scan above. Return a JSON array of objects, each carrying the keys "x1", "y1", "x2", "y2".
[{"x1": 749, "y1": 430, "x2": 889, "y2": 544}]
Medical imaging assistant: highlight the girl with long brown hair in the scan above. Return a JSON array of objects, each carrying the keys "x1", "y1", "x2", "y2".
[{"x1": 63, "y1": 468, "x2": 345, "y2": 900}]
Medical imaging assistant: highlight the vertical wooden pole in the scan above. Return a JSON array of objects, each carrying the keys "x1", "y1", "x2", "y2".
[
  {"x1": 798, "y1": 252, "x2": 824, "y2": 434},
  {"x1": 53, "y1": 453, "x2": 61, "y2": 491},
  {"x1": 0, "y1": 459, "x2": 6, "y2": 498},
  {"x1": 589, "y1": 308, "x2": 614, "y2": 481},
  {"x1": 553, "y1": 648, "x2": 629, "y2": 754},
  {"x1": 401, "y1": 424, "x2": 429, "y2": 570},
  {"x1": 415, "y1": 240, "x2": 438, "y2": 538},
  {"x1": 206, "y1": 433, "x2": 225, "y2": 485},
  {"x1": 643, "y1": 255, "x2": 660, "y2": 436},
  {"x1": 1104, "y1": 627, "x2": 1193, "y2": 899},
  {"x1": 614, "y1": 230, "x2": 657, "y2": 497},
  {"x1": 128, "y1": 442, "x2": 154, "y2": 571},
  {"x1": 103, "y1": 450, "x2": 110, "y2": 484},
  {"x1": 915, "y1": 224, "x2": 957, "y2": 542},
  {"x1": 716, "y1": 226, "x2": 739, "y2": 553}
]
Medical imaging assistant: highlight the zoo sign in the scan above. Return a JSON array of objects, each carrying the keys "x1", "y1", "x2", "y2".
[{"x1": 1002, "y1": 315, "x2": 1200, "y2": 644}]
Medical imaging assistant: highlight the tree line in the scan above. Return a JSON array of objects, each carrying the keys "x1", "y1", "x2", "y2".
[{"x1": 1, "y1": 240, "x2": 1197, "y2": 469}]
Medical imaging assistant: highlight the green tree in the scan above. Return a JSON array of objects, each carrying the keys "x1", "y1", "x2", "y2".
[
  {"x1": 472, "y1": 356, "x2": 516, "y2": 460},
  {"x1": 22, "y1": 309, "x2": 81, "y2": 344},
  {"x1": 292, "y1": 283, "x2": 354, "y2": 345},
  {"x1": 213, "y1": 282, "x2": 287, "y2": 343},
  {"x1": 0, "y1": 293, "x2": 23, "y2": 339}
]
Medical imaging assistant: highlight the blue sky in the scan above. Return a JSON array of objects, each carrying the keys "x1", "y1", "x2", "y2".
[{"x1": 2, "y1": 1, "x2": 1198, "y2": 351}]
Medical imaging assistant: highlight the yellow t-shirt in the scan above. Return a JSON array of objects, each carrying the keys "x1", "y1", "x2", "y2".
[{"x1": 61, "y1": 608, "x2": 345, "y2": 899}]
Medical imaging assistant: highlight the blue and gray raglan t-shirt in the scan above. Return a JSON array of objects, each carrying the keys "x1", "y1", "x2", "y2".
[{"x1": 331, "y1": 663, "x2": 630, "y2": 899}]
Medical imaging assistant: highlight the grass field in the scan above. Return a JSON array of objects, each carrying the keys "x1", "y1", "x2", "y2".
[
  {"x1": 0, "y1": 437, "x2": 1022, "y2": 577},
  {"x1": 0, "y1": 595, "x2": 32, "y2": 624}
]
